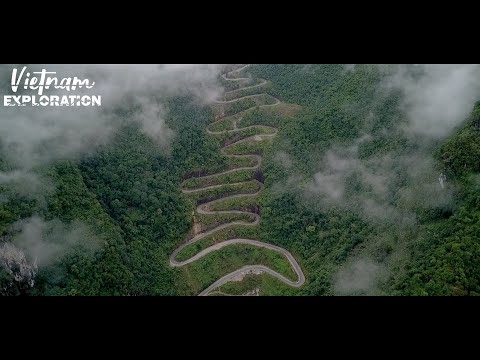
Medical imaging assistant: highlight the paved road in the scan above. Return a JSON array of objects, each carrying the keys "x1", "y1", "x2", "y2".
[{"x1": 170, "y1": 64, "x2": 305, "y2": 296}]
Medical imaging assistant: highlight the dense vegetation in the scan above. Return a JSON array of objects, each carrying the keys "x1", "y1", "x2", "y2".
[
  {"x1": 1, "y1": 64, "x2": 479, "y2": 296},
  {"x1": 247, "y1": 64, "x2": 480, "y2": 295},
  {"x1": 1, "y1": 95, "x2": 224, "y2": 295},
  {"x1": 392, "y1": 109, "x2": 480, "y2": 295}
]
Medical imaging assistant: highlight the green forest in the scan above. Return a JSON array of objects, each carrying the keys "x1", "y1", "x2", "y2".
[
  {"x1": 247, "y1": 64, "x2": 480, "y2": 295},
  {"x1": 1, "y1": 64, "x2": 479, "y2": 296}
]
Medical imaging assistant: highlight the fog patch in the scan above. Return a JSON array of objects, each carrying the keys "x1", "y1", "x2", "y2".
[
  {"x1": 383, "y1": 64, "x2": 480, "y2": 139},
  {"x1": 0, "y1": 64, "x2": 223, "y2": 174},
  {"x1": 10, "y1": 216, "x2": 100, "y2": 268},
  {"x1": 334, "y1": 258, "x2": 382, "y2": 295},
  {"x1": 273, "y1": 151, "x2": 293, "y2": 169}
]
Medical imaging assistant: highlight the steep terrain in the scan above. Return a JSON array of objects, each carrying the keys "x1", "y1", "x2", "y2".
[
  {"x1": 1, "y1": 64, "x2": 479, "y2": 296},
  {"x1": 170, "y1": 65, "x2": 305, "y2": 295}
]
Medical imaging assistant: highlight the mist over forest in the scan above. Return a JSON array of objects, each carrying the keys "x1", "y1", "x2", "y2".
[{"x1": 1, "y1": 64, "x2": 479, "y2": 296}]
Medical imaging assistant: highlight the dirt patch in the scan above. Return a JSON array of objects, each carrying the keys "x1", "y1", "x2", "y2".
[
  {"x1": 192, "y1": 223, "x2": 202, "y2": 236},
  {"x1": 231, "y1": 268, "x2": 265, "y2": 282}
]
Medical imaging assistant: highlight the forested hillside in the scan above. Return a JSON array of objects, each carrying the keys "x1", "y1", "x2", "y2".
[
  {"x1": 246, "y1": 64, "x2": 480, "y2": 295},
  {"x1": 1, "y1": 64, "x2": 479, "y2": 296},
  {"x1": 393, "y1": 108, "x2": 480, "y2": 295},
  {"x1": 1, "y1": 95, "x2": 223, "y2": 295}
]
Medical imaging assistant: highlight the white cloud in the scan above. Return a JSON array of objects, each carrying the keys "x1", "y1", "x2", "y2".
[{"x1": 385, "y1": 64, "x2": 480, "y2": 138}]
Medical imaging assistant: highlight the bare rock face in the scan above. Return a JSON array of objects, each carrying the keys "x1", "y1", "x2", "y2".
[{"x1": 0, "y1": 242, "x2": 37, "y2": 290}]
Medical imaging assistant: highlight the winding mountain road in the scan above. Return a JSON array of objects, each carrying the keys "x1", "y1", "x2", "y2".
[{"x1": 169, "y1": 64, "x2": 305, "y2": 296}]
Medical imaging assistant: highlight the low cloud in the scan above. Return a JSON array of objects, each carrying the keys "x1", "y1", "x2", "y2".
[
  {"x1": 0, "y1": 170, "x2": 49, "y2": 194},
  {"x1": 273, "y1": 151, "x2": 293, "y2": 169},
  {"x1": 133, "y1": 98, "x2": 176, "y2": 153},
  {"x1": 1, "y1": 216, "x2": 98, "y2": 289},
  {"x1": 0, "y1": 65, "x2": 224, "y2": 289},
  {"x1": 384, "y1": 64, "x2": 480, "y2": 139},
  {"x1": 304, "y1": 64, "x2": 479, "y2": 292},
  {"x1": 10, "y1": 216, "x2": 100, "y2": 268},
  {"x1": 0, "y1": 64, "x2": 222, "y2": 175},
  {"x1": 306, "y1": 137, "x2": 453, "y2": 225},
  {"x1": 334, "y1": 258, "x2": 382, "y2": 295},
  {"x1": 305, "y1": 64, "x2": 477, "y2": 221}
]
